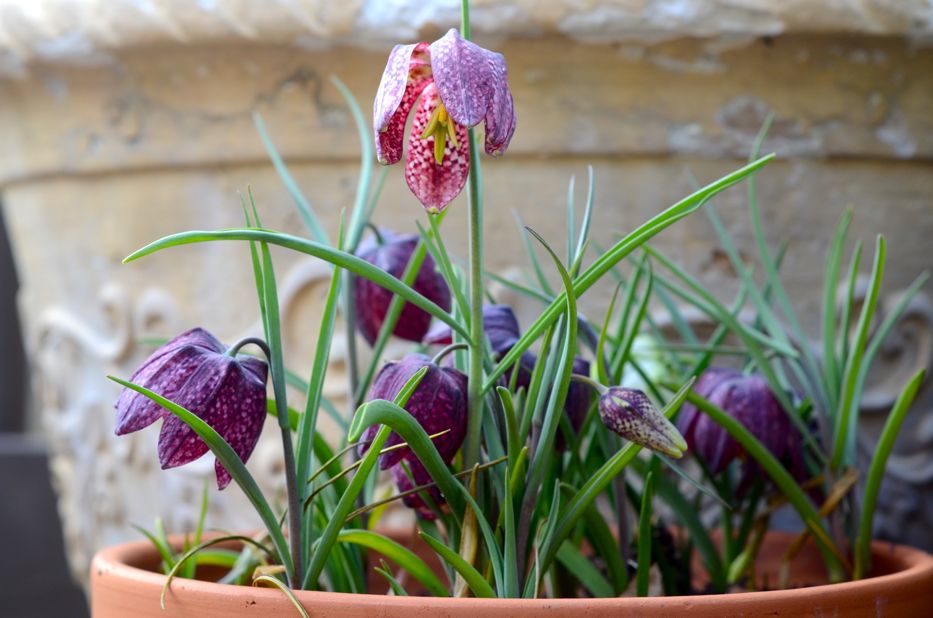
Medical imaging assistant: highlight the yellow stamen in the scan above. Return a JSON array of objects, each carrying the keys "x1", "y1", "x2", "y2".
[{"x1": 419, "y1": 100, "x2": 459, "y2": 166}]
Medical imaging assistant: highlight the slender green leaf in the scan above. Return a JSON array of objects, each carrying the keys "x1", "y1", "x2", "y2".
[
  {"x1": 556, "y1": 542, "x2": 614, "y2": 598},
  {"x1": 252, "y1": 112, "x2": 328, "y2": 245},
  {"x1": 124, "y1": 228, "x2": 468, "y2": 339},
  {"x1": 109, "y1": 377, "x2": 293, "y2": 581},
  {"x1": 374, "y1": 559, "x2": 409, "y2": 596},
  {"x1": 487, "y1": 154, "x2": 775, "y2": 391},
  {"x1": 636, "y1": 471, "x2": 655, "y2": 597},
  {"x1": 336, "y1": 530, "x2": 448, "y2": 596},
  {"x1": 832, "y1": 236, "x2": 886, "y2": 469},
  {"x1": 855, "y1": 369, "x2": 925, "y2": 579},
  {"x1": 419, "y1": 532, "x2": 495, "y2": 598},
  {"x1": 822, "y1": 211, "x2": 853, "y2": 403}
]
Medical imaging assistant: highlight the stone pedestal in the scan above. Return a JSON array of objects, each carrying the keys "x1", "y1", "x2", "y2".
[{"x1": 0, "y1": 0, "x2": 930, "y2": 581}]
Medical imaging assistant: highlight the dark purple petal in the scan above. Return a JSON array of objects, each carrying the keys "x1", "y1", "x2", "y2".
[
  {"x1": 405, "y1": 83, "x2": 470, "y2": 213},
  {"x1": 155, "y1": 354, "x2": 269, "y2": 490},
  {"x1": 374, "y1": 42, "x2": 432, "y2": 165},
  {"x1": 115, "y1": 328, "x2": 269, "y2": 490},
  {"x1": 678, "y1": 368, "x2": 804, "y2": 482},
  {"x1": 358, "y1": 354, "x2": 467, "y2": 470},
  {"x1": 353, "y1": 229, "x2": 451, "y2": 345},
  {"x1": 392, "y1": 460, "x2": 442, "y2": 520},
  {"x1": 564, "y1": 357, "x2": 593, "y2": 434},
  {"x1": 115, "y1": 328, "x2": 225, "y2": 435},
  {"x1": 209, "y1": 363, "x2": 268, "y2": 490},
  {"x1": 156, "y1": 356, "x2": 235, "y2": 470},
  {"x1": 429, "y1": 29, "x2": 503, "y2": 130},
  {"x1": 423, "y1": 304, "x2": 521, "y2": 356},
  {"x1": 482, "y1": 54, "x2": 516, "y2": 156}
]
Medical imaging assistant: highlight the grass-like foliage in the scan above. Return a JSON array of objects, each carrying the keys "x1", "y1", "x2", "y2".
[{"x1": 113, "y1": 0, "x2": 925, "y2": 603}]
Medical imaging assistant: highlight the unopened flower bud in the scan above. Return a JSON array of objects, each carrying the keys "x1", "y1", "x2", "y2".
[{"x1": 599, "y1": 386, "x2": 687, "y2": 458}]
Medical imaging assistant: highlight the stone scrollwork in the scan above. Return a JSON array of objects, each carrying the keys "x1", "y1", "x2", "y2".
[{"x1": 30, "y1": 257, "x2": 346, "y2": 581}]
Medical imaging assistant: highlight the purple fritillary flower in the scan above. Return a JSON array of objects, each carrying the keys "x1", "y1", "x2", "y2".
[
  {"x1": 425, "y1": 304, "x2": 591, "y2": 445},
  {"x1": 374, "y1": 28, "x2": 516, "y2": 212},
  {"x1": 511, "y1": 353, "x2": 592, "y2": 448},
  {"x1": 353, "y1": 228, "x2": 451, "y2": 346},
  {"x1": 114, "y1": 327, "x2": 268, "y2": 490},
  {"x1": 358, "y1": 353, "x2": 468, "y2": 470},
  {"x1": 392, "y1": 460, "x2": 443, "y2": 520},
  {"x1": 677, "y1": 368, "x2": 805, "y2": 482},
  {"x1": 599, "y1": 387, "x2": 687, "y2": 458},
  {"x1": 423, "y1": 303, "x2": 521, "y2": 357}
]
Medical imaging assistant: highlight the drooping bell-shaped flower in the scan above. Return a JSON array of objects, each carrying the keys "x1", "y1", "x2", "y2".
[
  {"x1": 358, "y1": 353, "x2": 468, "y2": 470},
  {"x1": 423, "y1": 303, "x2": 521, "y2": 357},
  {"x1": 354, "y1": 228, "x2": 451, "y2": 346},
  {"x1": 514, "y1": 354, "x2": 592, "y2": 444},
  {"x1": 599, "y1": 386, "x2": 687, "y2": 458},
  {"x1": 114, "y1": 328, "x2": 269, "y2": 489},
  {"x1": 424, "y1": 303, "x2": 591, "y2": 443},
  {"x1": 392, "y1": 460, "x2": 443, "y2": 520},
  {"x1": 677, "y1": 368, "x2": 804, "y2": 481},
  {"x1": 426, "y1": 303, "x2": 591, "y2": 445},
  {"x1": 374, "y1": 28, "x2": 516, "y2": 212}
]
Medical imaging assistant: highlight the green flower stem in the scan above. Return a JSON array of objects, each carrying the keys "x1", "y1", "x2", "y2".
[
  {"x1": 464, "y1": 129, "x2": 484, "y2": 468},
  {"x1": 461, "y1": 0, "x2": 485, "y2": 469}
]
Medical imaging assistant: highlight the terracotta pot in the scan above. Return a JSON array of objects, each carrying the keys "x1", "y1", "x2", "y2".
[{"x1": 91, "y1": 529, "x2": 933, "y2": 617}]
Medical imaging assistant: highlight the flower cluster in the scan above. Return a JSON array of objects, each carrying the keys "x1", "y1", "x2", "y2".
[{"x1": 105, "y1": 9, "x2": 901, "y2": 602}]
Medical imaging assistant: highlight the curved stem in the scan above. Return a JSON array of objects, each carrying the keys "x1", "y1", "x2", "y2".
[
  {"x1": 569, "y1": 373, "x2": 608, "y2": 396},
  {"x1": 226, "y1": 333, "x2": 303, "y2": 583},
  {"x1": 432, "y1": 343, "x2": 469, "y2": 366},
  {"x1": 364, "y1": 222, "x2": 386, "y2": 245},
  {"x1": 228, "y1": 336, "x2": 271, "y2": 360}
]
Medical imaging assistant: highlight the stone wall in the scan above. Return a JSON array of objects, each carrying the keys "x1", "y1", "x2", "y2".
[{"x1": 0, "y1": 0, "x2": 930, "y2": 581}]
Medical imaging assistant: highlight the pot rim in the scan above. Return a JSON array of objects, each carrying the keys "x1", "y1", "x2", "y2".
[{"x1": 91, "y1": 530, "x2": 933, "y2": 611}]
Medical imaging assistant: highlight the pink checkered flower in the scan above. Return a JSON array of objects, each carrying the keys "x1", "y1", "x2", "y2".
[{"x1": 374, "y1": 28, "x2": 516, "y2": 213}]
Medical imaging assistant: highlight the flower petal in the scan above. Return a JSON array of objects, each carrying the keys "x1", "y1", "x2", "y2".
[
  {"x1": 423, "y1": 304, "x2": 520, "y2": 355},
  {"x1": 114, "y1": 328, "x2": 223, "y2": 435},
  {"x1": 358, "y1": 354, "x2": 467, "y2": 469},
  {"x1": 482, "y1": 53, "x2": 516, "y2": 156},
  {"x1": 353, "y1": 231, "x2": 450, "y2": 345},
  {"x1": 405, "y1": 83, "x2": 470, "y2": 212},
  {"x1": 392, "y1": 460, "x2": 442, "y2": 519},
  {"x1": 374, "y1": 42, "x2": 431, "y2": 165},
  {"x1": 429, "y1": 29, "x2": 503, "y2": 129},
  {"x1": 156, "y1": 356, "x2": 235, "y2": 470},
  {"x1": 209, "y1": 364, "x2": 268, "y2": 490}
]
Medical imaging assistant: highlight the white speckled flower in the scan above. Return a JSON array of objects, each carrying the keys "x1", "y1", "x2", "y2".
[
  {"x1": 373, "y1": 28, "x2": 516, "y2": 213},
  {"x1": 114, "y1": 328, "x2": 268, "y2": 490}
]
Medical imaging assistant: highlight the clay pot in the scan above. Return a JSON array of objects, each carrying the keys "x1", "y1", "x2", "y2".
[{"x1": 90, "y1": 529, "x2": 933, "y2": 617}]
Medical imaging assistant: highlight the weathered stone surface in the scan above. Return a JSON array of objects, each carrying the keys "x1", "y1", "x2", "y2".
[
  {"x1": 1, "y1": 0, "x2": 931, "y2": 76},
  {"x1": 1, "y1": 36, "x2": 931, "y2": 185}
]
